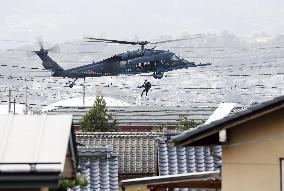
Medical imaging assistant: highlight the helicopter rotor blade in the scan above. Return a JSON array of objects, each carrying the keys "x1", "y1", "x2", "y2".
[
  {"x1": 37, "y1": 36, "x2": 44, "y2": 49},
  {"x1": 151, "y1": 36, "x2": 203, "y2": 44},
  {"x1": 38, "y1": 41, "x2": 44, "y2": 49},
  {"x1": 46, "y1": 44, "x2": 60, "y2": 53},
  {"x1": 105, "y1": 41, "x2": 137, "y2": 45},
  {"x1": 35, "y1": 37, "x2": 60, "y2": 52},
  {"x1": 85, "y1": 37, "x2": 138, "y2": 45},
  {"x1": 26, "y1": 50, "x2": 35, "y2": 58},
  {"x1": 85, "y1": 34, "x2": 203, "y2": 48}
]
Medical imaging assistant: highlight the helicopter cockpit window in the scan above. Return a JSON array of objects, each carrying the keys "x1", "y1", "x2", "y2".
[{"x1": 171, "y1": 55, "x2": 180, "y2": 62}]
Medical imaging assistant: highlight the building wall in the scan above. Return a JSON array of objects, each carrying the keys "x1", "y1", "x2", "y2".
[
  {"x1": 63, "y1": 145, "x2": 76, "y2": 178},
  {"x1": 223, "y1": 108, "x2": 284, "y2": 191},
  {"x1": 121, "y1": 184, "x2": 148, "y2": 191}
]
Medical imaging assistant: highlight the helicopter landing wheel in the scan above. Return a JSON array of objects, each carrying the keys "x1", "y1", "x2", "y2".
[{"x1": 153, "y1": 71, "x2": 164, "y2": 79}]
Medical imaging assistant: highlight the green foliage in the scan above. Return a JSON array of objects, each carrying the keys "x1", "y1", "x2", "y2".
[
  {"x1": 176, "y1": 114, "x2": 203, "y2": 131},
  {"x1": 58, "y1": 179, "x2": 73, "y2": 189},
  {"x1": 58, "y1": 173, "x2": 88, "y2": 190},
  {"x1": 75, "y1": 173, "x2": 88, "y2": 187},
  {"x1": 80, "y1": 91, "x2": 118, "y2": 132}
]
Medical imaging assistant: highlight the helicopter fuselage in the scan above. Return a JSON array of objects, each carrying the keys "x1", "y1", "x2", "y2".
[{"x1": 49, "y1": 48, "x2": 203, "y2": 79}]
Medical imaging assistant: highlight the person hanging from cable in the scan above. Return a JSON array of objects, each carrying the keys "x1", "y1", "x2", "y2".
[{"x1": 138, "y1": 79, "x2": 152, "y2": 97}]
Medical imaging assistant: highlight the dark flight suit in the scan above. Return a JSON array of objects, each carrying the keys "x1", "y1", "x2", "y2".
[{"x1": 140, "y1": 81, "x2": 151, "y2": 97}]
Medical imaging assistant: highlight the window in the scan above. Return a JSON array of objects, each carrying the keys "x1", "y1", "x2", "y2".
[{"x1": 171, "y1": 55, "x2": 180, "y2": 62}]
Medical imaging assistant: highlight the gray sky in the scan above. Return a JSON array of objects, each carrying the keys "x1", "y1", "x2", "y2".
[{"x1": 0, "y1": 0, "x2": 283, "y2": 47}]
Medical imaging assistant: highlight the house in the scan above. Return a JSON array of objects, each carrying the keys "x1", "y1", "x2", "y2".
[
  {"x1": 173, "y1": 95, "x2": 284, "y2": 191},
  {"x1": 119, "y1": 134, "x2": 222, "y2": 191},
  {"x1": 0, "y1": 115, "x2": 78, "y2": 190}
]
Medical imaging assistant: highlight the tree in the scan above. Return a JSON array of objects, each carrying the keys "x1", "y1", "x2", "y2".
[
  {"x1": 176, "y1": 114, "x2": 203, "y2": 131},
  {"x1": 80, "y1": 91, "x2": 118, "y2": 132}
]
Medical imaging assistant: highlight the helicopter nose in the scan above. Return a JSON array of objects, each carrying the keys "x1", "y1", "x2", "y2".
[
  {"x1": 181, "y1": 59, "x2": 189, "y2": 65},
  {"x1": 180, "y1": 59, "x2": 192, "y2": 68}
]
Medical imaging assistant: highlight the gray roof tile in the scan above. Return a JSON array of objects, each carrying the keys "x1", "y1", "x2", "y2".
[
  {"x1": 76, "y1": 132, "x2": 164, "y2": 175},
  {"x1": 74, "y1": 145, "x2": 119, "y2": 191},
  {"x1": 75, "y1": 132, "x2": 222, "y2": 190},
  {"x1": 157, "y1": 138, "x2": 221, "y2": 176}
]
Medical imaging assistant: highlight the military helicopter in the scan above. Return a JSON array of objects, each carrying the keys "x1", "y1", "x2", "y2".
[{"x1": 34, "y1": 36, "x2": 211, "y2": 88}]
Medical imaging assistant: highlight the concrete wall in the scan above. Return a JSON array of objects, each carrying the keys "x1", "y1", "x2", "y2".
[{"x1": 223, "y1": 108, "x2": 284, "y2": 191}]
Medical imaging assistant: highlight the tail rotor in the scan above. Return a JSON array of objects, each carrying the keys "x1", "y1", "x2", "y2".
[
  {"x1": 32, "y1": 38, "x2": 63, "y2": 72},
  {"x1": 35, "y1": 37, "x2": 60, "y2": 54}
]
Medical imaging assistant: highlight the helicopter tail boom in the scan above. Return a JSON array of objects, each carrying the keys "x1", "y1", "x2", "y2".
[{"x1": 34, "y1": 50, "x2": 64, "y2": 72}]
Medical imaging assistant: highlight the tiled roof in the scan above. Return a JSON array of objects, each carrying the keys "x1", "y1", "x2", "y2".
[
  {"x1": 47, "y1": 106, "x2": 216, "y2": 126},
  {"x1": 157, "y1": 138, "x2": 221, "y2": 176},
  {"x1": 76, "y1": 132, "x2": 164, "y2": 175},
  {"x1": 74, "y1": 132, "x2": 222, "y2": 190},
  {"x1": 73, "y1": 146, "x2": 119, "y2": 191}
]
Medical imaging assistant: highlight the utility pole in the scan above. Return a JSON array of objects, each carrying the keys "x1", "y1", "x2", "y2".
[
  {"x1": 13, "y1": 98, "x2": 16, "y2": 114},
  {"x1": 82, "y1": 79, "x2": 86, "y2": 106},
  {"x1": 83, "y1": 84, "x2": 85, "y2": 106},
  {"x1": 8, "y1": 87, "x2": 11, "y2": 113},
  {"x1": 25, "y1": 78, "x2": 28, "y2": 114}
]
